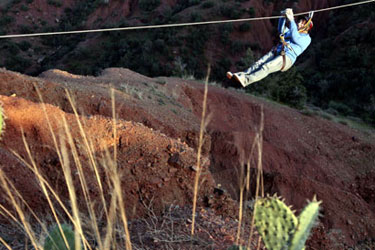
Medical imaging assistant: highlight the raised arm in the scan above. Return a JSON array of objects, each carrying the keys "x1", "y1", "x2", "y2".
[{"x1": 278, "y1": 17, "x2": 286, "y2": 34}]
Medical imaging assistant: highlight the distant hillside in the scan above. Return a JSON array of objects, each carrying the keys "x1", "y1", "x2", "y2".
[{"x1": 0, "y1": 0, "x2": 374, "y2": 125}]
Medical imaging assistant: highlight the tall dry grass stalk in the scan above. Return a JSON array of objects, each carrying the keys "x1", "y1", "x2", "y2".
[
  {"x1": 64, "y1": 89, "x2": 108, "y2": 220},
  {"x1": 234, "y1": 105, "x2": 265, "y2": 249},
  {"x1": 191, "y1": 64, "x2": 211, "y2": 236},
  {"x1": 60, "y1": 114, "x2": 103, "y2": 249},
  {"x1": 0, "y1": 164, "x2": 40, "y2": 249},
  {"x1": 109, "y1": 88, "x2": 132, "y2": 250},
  {"x1": 236, "y1": 160, "x2": 245, "y2": 245},
  {"x1": 247, "y1": 106, "x2": 265, "y2": 250}
]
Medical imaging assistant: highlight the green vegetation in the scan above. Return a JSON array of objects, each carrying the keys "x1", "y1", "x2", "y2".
[
  {"x1": 20, "y1": 4, "x2": 29, "y2": 11},
  {"x1": 47, "y1": 0, "x2": 62, "y2": 7},
  {"x1": 299, "y1": 4, "x2": 375, "y2": 125},
  {"x1": 139, "y1": 0, "x2": 161, "y2": 12},
  {"x1": 201, "y1": 1, "x2": 215, "y2": 9},
  {"x1": 44, "y1": 224, "x2": 79, "y2": 250},
  {"x1": 0, "y1": 15, "x2": 14, "y2": 26}
]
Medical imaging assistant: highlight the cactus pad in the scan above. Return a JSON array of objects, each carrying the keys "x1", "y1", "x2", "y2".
[
  {"x1": 44, "y1": 224, "x2": 78, "y2": 250},
  {"x1": 290, "y1": 197, "x2": 321, "y2": 250},
  {"x1": 255, "y1": 195, "x2": 298, "y2": 250}
]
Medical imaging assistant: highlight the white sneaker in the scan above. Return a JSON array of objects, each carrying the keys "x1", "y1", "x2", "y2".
[
  {"x1": 233, "y1": 73, "x2": 247, "y2": 87},
  {"x1": 226, "y1": 71, "x2": 233, "y2": 79}
]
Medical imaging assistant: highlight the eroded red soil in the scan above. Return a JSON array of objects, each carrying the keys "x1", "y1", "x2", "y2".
[{"x1": 0, "y1": 68, "x2": 375, "y2": 249}]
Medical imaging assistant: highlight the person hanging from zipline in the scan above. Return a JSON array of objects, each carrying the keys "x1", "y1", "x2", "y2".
[{"x1": 227, "y1": 8, "x2": 314, "y2": 87}]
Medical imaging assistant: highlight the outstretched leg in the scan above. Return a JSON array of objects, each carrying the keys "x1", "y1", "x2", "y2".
[
  {"x1": 227, "y1": 50, "x2": 274, "y2": 80},
  {"x1": 244, "y1": 50, "x2": 275, "y2": 74},
  {"x1": 235, "y1": 55, "x2": 285, "y2": 87}
]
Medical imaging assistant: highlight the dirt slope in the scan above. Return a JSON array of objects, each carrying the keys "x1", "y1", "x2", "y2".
[{"x1": 0, "y1": 68, "x2": 375, "y2": 249}]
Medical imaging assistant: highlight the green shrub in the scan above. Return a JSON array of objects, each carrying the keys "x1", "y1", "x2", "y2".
[
  {"x1": 230, "y1": 41, "x2": 245, "y2": 55},
  {"x1": 139, "y1": 0, "x2": 160, "y2": 12},
  {"x1": 18, "y1": 41, "x2": 32, "y2": 51},
  {"x1": 20, "y1": 4, "x2": 29, "y2": 11},
  {"x1": 190, "y1": 12, "x2": 202, "y2": 22},
  {"x1": 272, "y1": 68, "x2": 307, "y2": 109},
  {"x1": 188, "y1": 0, "x2": 200, "y2": 6},
  {"x1": 0, "y1": 15, "x2": 14, "y2": 26},
  {"x1": 328, "y1": 101, "x2": 353, "y2": 116},
  {"x1": 3, "y1": 42, "x2": 20, "y2": 55},
  {"x1": 18, "y1": 25, "x2": 33, "y2": 34},
  {"x1": 4, "y1": 55, "x2": 32, "y2": 72},
  {"x1": 238, "y1": 22, "x2": 251, "y2": 32},
  {"x1": 220, "y1": 4, "x2": 242, "y2": 19},
  {"x1": 247, "y1": 7, "x2": 255, "y2": 17},
  {"x1": 47, "y1": 0, "x2": 62, "y2": 7},
  {"x1": 201, "y1": 1, "x2": 214, "y2": 9}
]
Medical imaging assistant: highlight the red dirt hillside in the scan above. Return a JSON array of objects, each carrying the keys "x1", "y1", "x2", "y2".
[{"x1": 0, "y1": 68, "x2": 375, "y2": 249}]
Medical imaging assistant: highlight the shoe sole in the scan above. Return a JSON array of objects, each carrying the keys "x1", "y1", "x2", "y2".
[
  {"x1": 233, "y1": 74, "x2": 246, "y2": 88},
  {"x1": 226, "y1": 72, "x2": 233, "y2": 79}
]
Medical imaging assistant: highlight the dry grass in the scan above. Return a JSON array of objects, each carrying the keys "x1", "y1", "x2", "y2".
[{"x1": 0, "y1": 84, "x2": 133, "y2": 249}]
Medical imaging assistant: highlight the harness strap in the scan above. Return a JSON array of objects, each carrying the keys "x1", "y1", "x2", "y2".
[{"x1": 280, "y1": 51, "x2": 286, "y2": 71}]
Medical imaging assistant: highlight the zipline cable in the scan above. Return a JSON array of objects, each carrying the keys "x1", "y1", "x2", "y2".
[{"x1": 0, "y1": 0, "x2": 374, "y2": 39}]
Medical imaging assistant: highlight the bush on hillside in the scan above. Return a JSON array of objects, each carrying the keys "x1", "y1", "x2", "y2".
[
  {"x1": 219, "y1": 4, "x2": 242, "y2": 19},
  {"x1": 47, "y1": 0, "x2": 62, "y2": 7},
  {"x1": 4, "y1": 55, "x2": 32, "y2": 73},
  {"x1": 247, "y1": 67, "x2": 307, "y2": 109},
  {"x1": 18, "y1": 41, "x2": 32, "y2": 51},
  {"x1": 0, "y1": 15, "x2": 14, "y2": 26},
  {"x1": 272, "y1": 68, "x2": 307, "y2": 109},
  {"x1": 201, "y1": 1, "x2": 215, "y2": 9},
  {"x1": 235, "y1": 48, "x2": 255, "y2": 69},
  {"x1": 238, "y1": 23, "x2": 251, "y2": 32},
  {"x1": 139, "y1": 0, "x2": 160, "y2": 12}
]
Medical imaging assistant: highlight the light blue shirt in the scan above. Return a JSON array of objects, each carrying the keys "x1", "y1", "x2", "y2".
[{"x1": 277, "y1": 18, "x2": 311, "y2": 64}]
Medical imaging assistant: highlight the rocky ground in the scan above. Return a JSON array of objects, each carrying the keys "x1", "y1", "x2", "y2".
[{"x1": 0, "y1": 68, "x2": 374, "y2": 249}]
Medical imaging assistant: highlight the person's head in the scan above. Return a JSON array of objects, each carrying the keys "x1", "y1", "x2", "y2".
[{"x1": 298, "y1": 16, "x2": 313, "y2": 33}]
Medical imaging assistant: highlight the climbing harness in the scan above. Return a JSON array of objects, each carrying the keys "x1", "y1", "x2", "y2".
[{"x1": 278, "y1": 23, "x2": 295, "y2": 71}]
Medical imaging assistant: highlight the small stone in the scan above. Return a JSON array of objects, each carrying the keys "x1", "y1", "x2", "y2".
[
  {"x1": 168, "y1": 153, "x2": 182, "y2": 168},
  {"x1": 150, "y1": 177, "x2": 162, "y2": 186},
  {"x1": 169, "y1": 168, "x2": 178, "y2": 173},
  {"x1": 190, "y1": 166, "x2": 197, "y2": 172}
]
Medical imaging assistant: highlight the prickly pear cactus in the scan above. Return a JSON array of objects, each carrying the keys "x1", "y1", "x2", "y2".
[
  {"x1": 290, "y1": 197, "x2": 321, "y2": 250},
  {"x1": 44, "y1": 224, "x2": 78, "y2": 250},
  {"x1": 254, "y1": 195, "x2": 320, "y2": 250}
]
